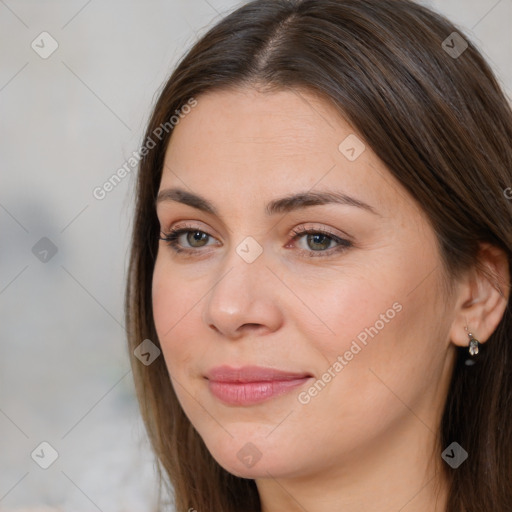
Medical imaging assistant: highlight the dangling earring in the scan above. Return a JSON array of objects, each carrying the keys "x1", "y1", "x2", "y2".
[
  {"x1": 467, "y1": 332, "x2": 480, "y2": 356},
  {"x1": 464, "y1": 324, "x2": 480, "y2": 366}
]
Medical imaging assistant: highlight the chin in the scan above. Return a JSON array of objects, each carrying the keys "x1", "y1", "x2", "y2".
[
  {"x1": 213, "y1": 454, "x2": 284, "y2": 479},
  {"x1": 202, "y1": 435, "x2": 302, "y2": 480}
]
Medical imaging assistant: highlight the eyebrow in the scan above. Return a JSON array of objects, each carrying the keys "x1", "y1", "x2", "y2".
[{"x1": 156, "y1": 187, "x2": 380, "y2": 216}]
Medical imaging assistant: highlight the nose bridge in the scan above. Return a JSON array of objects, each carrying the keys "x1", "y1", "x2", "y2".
[
  {"x1": 211, "y1": 235, "x2": 268, "y2": 303},
  {"x1": 202, "y1": 235, "x2": 280, "y2": 336}
]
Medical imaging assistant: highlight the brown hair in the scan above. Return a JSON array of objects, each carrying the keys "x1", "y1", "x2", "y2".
[{"x1": 125, "y1": 1, "x2": 512, "y2": 510}]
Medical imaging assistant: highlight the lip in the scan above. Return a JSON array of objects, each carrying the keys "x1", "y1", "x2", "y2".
[{"x1": 205, "y1": 365, "x2": 313, "y2": 406}]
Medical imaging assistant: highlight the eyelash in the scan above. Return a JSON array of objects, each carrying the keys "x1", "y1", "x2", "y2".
[{"x1": 158, "y1": 224, "x2": 353, "y2": 258}]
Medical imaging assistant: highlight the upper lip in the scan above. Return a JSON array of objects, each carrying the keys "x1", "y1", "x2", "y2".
[{"x1": 205, "y1": 365, "x2": 312, "y2": 383}]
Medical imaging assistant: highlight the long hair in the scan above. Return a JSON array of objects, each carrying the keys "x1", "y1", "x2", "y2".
[{"x1": 124, "y1": 1, "x2": 512, "y2": 510}]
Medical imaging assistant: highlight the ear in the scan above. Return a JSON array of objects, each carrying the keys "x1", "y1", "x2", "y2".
[{"x1": 449, "y1": 242, "x2": 510, "y2": 348}]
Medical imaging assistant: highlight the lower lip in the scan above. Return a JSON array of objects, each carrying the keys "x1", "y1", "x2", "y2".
[{"x1": 207, "y1": 378, "x2": 311, "y2": 406}]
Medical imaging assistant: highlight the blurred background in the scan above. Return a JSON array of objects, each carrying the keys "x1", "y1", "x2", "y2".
[{"x1": 0, "y1": 0, "x2": 511, "y2": 510}]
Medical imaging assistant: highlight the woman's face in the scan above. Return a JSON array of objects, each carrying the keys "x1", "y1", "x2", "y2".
[{"x1": 152, "y1": 87, "x2": 457, "y2": 481}]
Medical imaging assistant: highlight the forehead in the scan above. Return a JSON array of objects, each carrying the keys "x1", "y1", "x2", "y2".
[
  {"x1": 160, "y1": 87, "x2": 419, "y2": 224},
  {"x1": 166, "y1": 87, "x2": 344, "y2": 161}
]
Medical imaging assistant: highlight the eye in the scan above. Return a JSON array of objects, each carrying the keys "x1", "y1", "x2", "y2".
[
  {"x1": 288, "y1": 226, "x2": 352, "y2": 257},
  {"x1": 158, "y1": 223, "x2": 353, "y2": 258},
  {"x1": 159, "y1": 224, "x2": 217, "y2": 254}
]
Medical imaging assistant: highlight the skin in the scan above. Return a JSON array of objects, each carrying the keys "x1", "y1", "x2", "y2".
[{"x1": 152, "y1": 87, "x2": 509, "y2": 512}]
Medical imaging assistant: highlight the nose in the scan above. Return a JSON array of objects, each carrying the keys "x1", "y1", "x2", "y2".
[{"x1": 201, "y1": 244, "x2": 283, "y2": 339}]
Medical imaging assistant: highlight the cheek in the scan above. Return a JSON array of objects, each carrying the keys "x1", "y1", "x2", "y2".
[
  {"x1": 151, "y1": 258, "x2": 198, "y2": 372},
  {"x1": 288, "y1": 268, "x2": 401, "y2": 357},
  {"x1": 152, "y1": 255, "x2": 198, "y2": 327},
  {"x1": 152, "y1": 259, "x2": 173, "y2": 336},
  {"x1": 296, "y1": 278, "x2": 442, "y2": 427},
  {"x1": 289, "y1": 259, "x2": 439, "y2": 402}
]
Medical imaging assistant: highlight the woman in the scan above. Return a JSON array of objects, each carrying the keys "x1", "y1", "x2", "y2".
[{"x1": 125, "y1": 1, "x2": 512, "y2": 510}]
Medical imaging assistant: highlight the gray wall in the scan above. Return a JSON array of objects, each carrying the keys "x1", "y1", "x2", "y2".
[{"x1": 1, "y1": 0, "x2": 510, "y2": 509}]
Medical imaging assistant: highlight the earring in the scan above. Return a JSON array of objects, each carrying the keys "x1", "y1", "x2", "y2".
[
  {"x1": 463, "y1": 324, "x2": 480, "y2": 366},
  {"x1": 467, "y1": 332, "x2": 480, "y2": 356}
]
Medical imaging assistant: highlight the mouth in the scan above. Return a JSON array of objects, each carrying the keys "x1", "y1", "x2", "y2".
[{"x1": 204, "y1": 365, "x2": 313, "y2": 406}]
